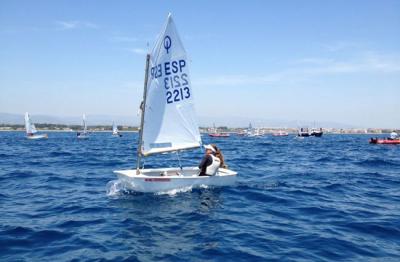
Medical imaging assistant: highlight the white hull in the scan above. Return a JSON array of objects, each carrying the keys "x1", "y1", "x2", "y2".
[
  {"x1": 27, "y1": 134, "x2": 48, "y2": 140},
  {"x1": 77, "y1": 134, "x2": 89, "y2": 139},
  {"x1": 114, "y1": 166, "x2": 237, "y2": 193}
]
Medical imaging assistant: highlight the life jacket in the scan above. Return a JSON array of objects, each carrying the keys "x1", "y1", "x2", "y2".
[{"x1": 206, "y1": 154, "x2": 221, "y2": 176}]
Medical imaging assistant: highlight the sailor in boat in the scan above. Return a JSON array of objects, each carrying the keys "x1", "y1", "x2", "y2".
[
  {"x1": 212, "y1": 144, "x2": 227, "y2": 168},
  {"x1": 389, "y1": 130, "x2": 398, "y2": 140},
  {"x1": 198, "y1": 144, "x2": 221, "y2": 176}
]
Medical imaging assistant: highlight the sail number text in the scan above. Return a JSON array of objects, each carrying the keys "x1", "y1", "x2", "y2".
[
  {"x1": 164, "y1": 74, "x2": 190, "y2": 104},
  {"x1": 150, "y1": 59, "x2": 191, "y2": 104}
]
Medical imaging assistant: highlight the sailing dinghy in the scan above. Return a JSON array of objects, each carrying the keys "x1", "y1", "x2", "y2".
[
  {"x1": 112, "y1": 121, "x2": 122, "y2": 137},
  {"x1": 24, "y1": 112, "x2": 48, "y2": 140},
  {"x1": 114, "y1": 14, "x2": 237, "y2": 193},
  {"x1": 77, "y1": 114, "x2": 89, "y2": 139}
]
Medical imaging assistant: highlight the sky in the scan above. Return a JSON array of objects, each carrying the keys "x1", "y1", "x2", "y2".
[{"x1": 0, "y1": 0, "x2": 399, "y2": 128}]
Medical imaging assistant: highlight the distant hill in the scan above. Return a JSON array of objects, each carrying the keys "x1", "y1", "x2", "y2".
[
  {"x1": 0, "y1": 112, "x2": 357, "y2": 128},
  {"x1": 0, "y1": 113, "x2": 24, "y2": 125},
  {"x1": 0, "y1": 113, "x2": 139, "y2": 126}
]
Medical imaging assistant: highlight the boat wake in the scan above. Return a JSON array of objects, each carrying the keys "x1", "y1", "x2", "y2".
[
  {"x1": 106, "y1": 180, "x2": 133, "y2": 196},
  {"x1": 106, "y1": 179, "x2": 210, "y2": 197},
  {"x1": 155, "y1": 184, "x2": 211, "y2": 196},
  {"x1": 155, "y1": 186, "x2": 194, "y2": 196}
]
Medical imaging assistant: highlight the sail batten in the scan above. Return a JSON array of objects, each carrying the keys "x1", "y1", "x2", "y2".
[{"x1": 141, "y1": 14, "x2": 201, "y2": 156}]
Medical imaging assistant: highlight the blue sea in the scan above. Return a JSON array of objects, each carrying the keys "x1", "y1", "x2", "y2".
[{"x1": 1, "y1": 132, "x2": 399, "y2": 261}]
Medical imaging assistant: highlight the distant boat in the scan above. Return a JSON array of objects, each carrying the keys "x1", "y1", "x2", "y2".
[
  {"x1": 209, "y1": 133, "x2": 230, "y2": 137},
  {"x1": 114, "y1": 13, "x2": 237, "y2": 193},
  {"x1": 297, "y1": 127, "x2": 310, "y2": 137},
  {"x1": 298, "y1": 127, "x2": 323, "y2": 137},
  {"x1": 24, "y1": 112, "x2": 48, "y2": 140},
  {"x1": 112, "y1": 121, "x2": 122, "y2": 137},
  {"x1": 273, "y1": 130, "x2": 289, "y2": 136},
  {"x1": 310, "y1": 128, "x2": 323, "y2": 137},
  {"x1": 370, "y1": 138, "x2": 400, "y2": 144},
  {"x1": 77, "y1": 114, "x2": 89, "y2": 139},
  {"x1": 208, "y1": 124, "x2": 230, "y2": 137},
  {"x1": 245, "y1": 123, "x2": 263, "y2": 137}
]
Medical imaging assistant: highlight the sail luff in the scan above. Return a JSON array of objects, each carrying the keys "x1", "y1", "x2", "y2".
[{"x1": 136, "y1": 54, "x2": 151, "y2": 171}]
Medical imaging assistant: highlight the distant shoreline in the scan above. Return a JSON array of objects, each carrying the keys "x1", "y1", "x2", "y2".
[
  {"x1": 0, "y1": 130, "x2": 139, "y2": 133},
  {"x1": 0, "y1": 130, "x2": 392, "y2": 135},
  {"x1": 1, "y1": 124, "x2": 397, "y2": 135}
]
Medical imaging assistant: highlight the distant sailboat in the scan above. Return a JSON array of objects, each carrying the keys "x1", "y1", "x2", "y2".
[
  {"x1": 24, "y1": 112, "x2": 48, "y2": 140},
  {"x1": 77, "y1": 114, "x2": 89, "y2": 139},
  {"x1": 112, "y1": 121, "x2": 122, "y2": 137},
  {"x1": 297, "y1": 124, "x2": 323, "y2": 137},
  {"x1": 297, "y1": 127, "x2": 310, "y2": 137},
  {"x1": 310, "y1": 128, "x2": 323, "y2": 137},
  {"x1": 245, "y1": 123, "x2": 263, "y2": 137},
  {"x1": 114, "y1": 14, "x2": 237, "y2": 193}
]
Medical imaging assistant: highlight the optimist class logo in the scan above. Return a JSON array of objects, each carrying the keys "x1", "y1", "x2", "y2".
[{"x1": 164, "y1": 35, "x2": 171, "y2": 53}]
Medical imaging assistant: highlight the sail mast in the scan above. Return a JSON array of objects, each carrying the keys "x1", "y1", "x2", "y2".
[{"x1": 136, "y1": 53, "x2": 151, "y2": 173}]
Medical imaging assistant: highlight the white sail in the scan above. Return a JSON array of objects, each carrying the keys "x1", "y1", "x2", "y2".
[
  {"x1": 112, "y1": 121, "x2": 118, "y2": 134},
  {"x1": 247, "y1": 123, "x2": 253, "y2": 135},
  {"x1": 141, "y1": 14, "x2": 201, "y2": 156},
  {"x1": 31, "y1": 123, "x2": 37, "y2": 133},
  {"x1": 25, "y1": 112, "x2": 37, "y2": 134},
  {"x1": 24, "y1": 112, "x2": 31, "y2": 134},
  {"x1": 82, "y1": 114, "x2": 87, "y2": 134}
]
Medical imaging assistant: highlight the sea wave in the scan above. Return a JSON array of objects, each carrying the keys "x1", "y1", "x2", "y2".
[{"x1": 1, "y1": 132, "x2": 400, "y2": 261}]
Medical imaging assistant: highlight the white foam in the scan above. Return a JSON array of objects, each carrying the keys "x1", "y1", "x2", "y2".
[
  {"x1": 154, "y1": 186, "x2": 193, "y2": 196},
  {"x1": 107, "y1": 180, "x2": 210, "y2": 197},
  {"x1": 106, "y1": 180, "x2": 133, "y2": 196}
]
